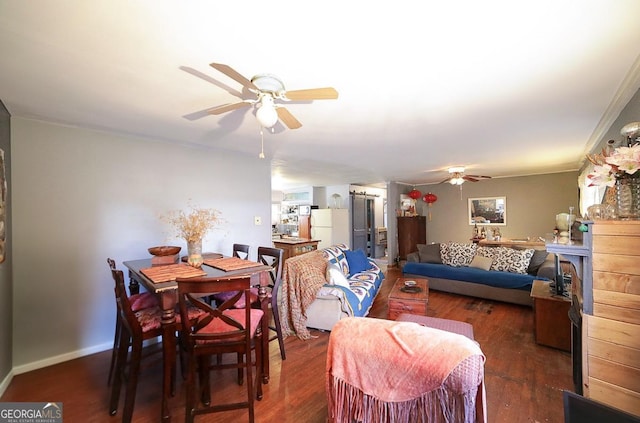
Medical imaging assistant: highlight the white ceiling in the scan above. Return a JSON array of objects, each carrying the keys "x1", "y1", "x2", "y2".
[{"x1": 1, "y1": 1, "x2": 640, "y2": 190}]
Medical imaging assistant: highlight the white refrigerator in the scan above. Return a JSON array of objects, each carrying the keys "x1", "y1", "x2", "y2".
[{"x1": 310, "y1": 209, "x2": 350, "y2": 250}]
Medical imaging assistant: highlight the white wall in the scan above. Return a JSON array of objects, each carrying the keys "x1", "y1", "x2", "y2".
[{"x1": 11, "y1": 118, "x2": 272, "y2": 371}]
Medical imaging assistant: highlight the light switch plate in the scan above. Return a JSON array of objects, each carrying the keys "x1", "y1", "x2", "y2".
[{"x1": 254, "y1": 216, "x2": 262, "y2": 225}]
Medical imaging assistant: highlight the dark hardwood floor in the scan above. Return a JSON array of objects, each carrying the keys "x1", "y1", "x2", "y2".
[{"x1": 1, "y1": 267, "x2": 572, "y2": 422}]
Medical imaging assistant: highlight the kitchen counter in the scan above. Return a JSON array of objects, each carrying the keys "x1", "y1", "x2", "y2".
[{"x1": 273, "y1": 238, "x2": 320, "y2": 261}]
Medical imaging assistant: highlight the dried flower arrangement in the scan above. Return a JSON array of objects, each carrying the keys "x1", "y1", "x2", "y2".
[{"x1": 161, "y1": 204, "x2": 223, "y2": 243}]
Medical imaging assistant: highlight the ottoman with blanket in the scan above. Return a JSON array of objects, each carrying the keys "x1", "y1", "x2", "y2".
[{"x1": 326, "y1": 317, "x2": 486, "y2": 423}]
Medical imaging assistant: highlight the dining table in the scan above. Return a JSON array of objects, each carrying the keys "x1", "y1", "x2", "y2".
[{"x1": 123, "y1": 255, "x2": 272, "y2": 422}]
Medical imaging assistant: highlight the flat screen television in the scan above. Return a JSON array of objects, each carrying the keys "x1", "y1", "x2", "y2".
[{"x1": 564, "y1": 391, "x2": 640, "y2": 423}]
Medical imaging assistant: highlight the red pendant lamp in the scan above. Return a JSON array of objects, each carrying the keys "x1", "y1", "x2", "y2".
[
  {"x1": 408, "y1": 188, "x2": 421, "y2": 200},
  {"x1": 422, "y1": 192, "x2": 438, "y2": 221}
]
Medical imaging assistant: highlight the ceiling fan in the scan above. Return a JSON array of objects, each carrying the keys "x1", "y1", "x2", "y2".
[
  {"x1": 206, "y1": 63, "x2": 338, "y2": 130},
  {"x1": 440, "y1": 167, "x2": 492, "y2": 185}
]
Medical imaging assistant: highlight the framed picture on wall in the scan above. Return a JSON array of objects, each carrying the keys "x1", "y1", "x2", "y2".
[{"x1": 468, "y1": 196, "x2": 506, "y2": 225}]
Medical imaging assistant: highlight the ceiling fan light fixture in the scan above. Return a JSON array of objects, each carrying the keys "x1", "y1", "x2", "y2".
[
  {"x1": 449, "y1": 176, "x2": 465, "y2": 185},
  {"x1": 256, "y1": 96, "x2": 278, "y2": 128},
  {"x1": 251, "y1": 74, "x2": 285, "y2": 94}
]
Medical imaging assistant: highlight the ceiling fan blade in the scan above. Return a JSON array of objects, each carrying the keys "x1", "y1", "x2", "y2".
[
  {"x1": 463, "y1": 176, "x2": 480, "y2": 182},
  {"x1": 207, "y1": 101, "x2": 252, "y2": 115},
  {"x1": 465, "y1": 174, "x2": 492, "y2": 179},
  {"x1": 439, "y1": 177, "x2": 453, "y2": 184},
  {"x1": 276, "y1": 107, "x2": 302, "y2": 129},
  {"x1": 209, "y1": 63, "x2": 258, "y2": 90},
  {"x1": 284, "y1": 87, "x2": 339, "y2": 101}
]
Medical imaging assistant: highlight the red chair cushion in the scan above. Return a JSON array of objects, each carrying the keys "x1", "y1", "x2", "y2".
[
  {"x1": 212, "y1": 288, "x2": 259, "y2": 309},
  {"x1": 176, "y1": 304, "x2": 206, "y2": 323},
  {"x1": 134, "y1": 307, "x2": 162, "y2": 332},
  {"x1": 130, "y1": 292, "x2": 159, "y2": 312},
  {"x1": 133, "y1": 304, "x2": 205, "y2": 333},
  {"x1": 194, "y1": 309, "x2": 264, "y2": 344}
]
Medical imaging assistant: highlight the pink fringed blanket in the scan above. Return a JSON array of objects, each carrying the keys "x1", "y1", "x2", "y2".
[
  {"x1": 327, "y1": 317, "x2": 486, "y2": 423},
  {"x1": 279, "y1": 251, "x2": 328, "y2": 340}
]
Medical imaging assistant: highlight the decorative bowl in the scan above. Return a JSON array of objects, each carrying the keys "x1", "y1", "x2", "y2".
[{"x1": 148, "y1": 246, "x2": 181, "y2": 256}]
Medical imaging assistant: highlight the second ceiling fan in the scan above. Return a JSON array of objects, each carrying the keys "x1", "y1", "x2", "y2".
[
  {"x1": 207, "y1": 62, "x2": 339, "y2": 130},
  {"x1": 440, "y1": 167, "x2": 492, "y2": 185}
]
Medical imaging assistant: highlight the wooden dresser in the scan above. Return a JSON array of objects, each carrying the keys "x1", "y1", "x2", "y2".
[
  {"x1": 586, "y1": 221, "x2": 640, "y2": 416},
  {"x1": 397, "y1": 216, "x2": 426, "y2": 260}
]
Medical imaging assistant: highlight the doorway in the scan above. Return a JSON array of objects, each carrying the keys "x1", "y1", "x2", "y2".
[{"x1": 351, "y1": 193, "x2": 376, "y2": 257}]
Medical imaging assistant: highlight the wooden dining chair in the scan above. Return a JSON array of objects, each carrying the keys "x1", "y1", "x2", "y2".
[
  {"x1": 212, "y1": 247, "x2": 286, "y2": 360},
  {"x1": 176, "y1": 274, "x2": 264, "y2": 423},
  {"x1": 233, "y1": 243, "x2": 250, "y2": 260},
  {"x1": 107, "y1": 258, "x2": 165, "y2": 423},
  {"x1": 255, "y1": 246, "x2": 286, "y2": 360},
  {"x1": 209, "y1": 243, "x2": 251, "y2": 306},
  {"x1": 107, "y1": 258, "x2": 203, "y2": 423},
  {"x1": 107, "y1": 258, "x2": 159, "y2": 386}
]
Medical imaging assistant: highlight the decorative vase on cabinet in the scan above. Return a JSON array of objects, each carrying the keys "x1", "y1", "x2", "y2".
[{"x1": 615, "y1": 177, "x2": 640, "y2": 220}]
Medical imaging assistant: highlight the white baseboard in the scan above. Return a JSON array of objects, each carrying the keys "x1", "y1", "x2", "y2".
[
  {"x1": 0, "y1": 369, "x2": 15, "y2": 398},
  {"x1": 12, "y1": 341, "x2": 112, "y2": 376},
  {"x1": 1, "y1": 336, "x2": 163, "y2": 397}
]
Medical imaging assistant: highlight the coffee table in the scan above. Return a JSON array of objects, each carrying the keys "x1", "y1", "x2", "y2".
[{"x1": 388, "y1": 277, "x2": 429, "y2": 320}]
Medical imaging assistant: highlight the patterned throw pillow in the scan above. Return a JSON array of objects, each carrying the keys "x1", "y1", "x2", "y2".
[
  {"x1": 440, "y1": 243, "x2": 450, "y2": 264},
  {"x1": 443, "y1": 242, "x2": 477, "y2": 267},
  {"x1": 491, "y1": 247, "x2": 535, "y2": 274},
  {"x1": 476, "y1": 246, "x2": 498, "y2": 259},
  {"x1": 322, "y1": 244, "x2": 350, "y2": 275}
]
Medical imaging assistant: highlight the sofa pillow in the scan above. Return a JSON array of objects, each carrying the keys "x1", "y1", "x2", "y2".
[
  {"x1": 443, "y1": 242, "x2": 477, "y2": 267},
  {"x1": 491, "y1": 247, "x2": 535, "y2": 274},
  {"x1": 326, "y1": 262, "x2": 350, "y2": 289},
  {"x1": 440, "y1": 243, "x2": 450, "y2": 264},
  {"x1": 344, "y1": 249, "x2": 371, "y2": 275},
  {"x1": 527, "y1": 249, "x2": 549, "y2": 275},
  {"x1": 417, "y1": 243, "x2": 442, "y2": 263},
  {"x1": 469, "y1": 255, "x2": 493, "y2": 271},
  {"x1": 476, "y1": 246, "x2": 498, "y2": 259},
  {"x1": 322, "y1": 244, "x2": 350, "y2": 276}
]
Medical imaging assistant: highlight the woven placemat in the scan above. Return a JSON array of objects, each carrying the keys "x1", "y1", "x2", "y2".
[
  {"x1": 180, "y1": 252, "x2": 223, "y2": 262},
  {"x1": 140, "y1": 263, "x2": 206, "y2": 283},
  {"x1": 203, "y1": 257, "x2": 264, "y2": 272}
]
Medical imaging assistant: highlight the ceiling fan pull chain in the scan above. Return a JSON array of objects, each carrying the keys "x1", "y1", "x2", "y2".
[{"x1": 259, "y1": 128, "x2": 265, "y2": 159}]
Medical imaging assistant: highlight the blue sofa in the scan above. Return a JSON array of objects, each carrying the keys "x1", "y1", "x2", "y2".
[{"x1": 402, "y1": 243, "x2": 554, "y2": 306}]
